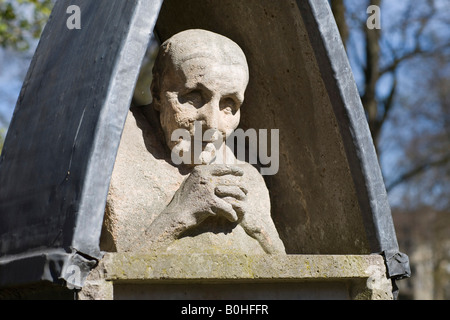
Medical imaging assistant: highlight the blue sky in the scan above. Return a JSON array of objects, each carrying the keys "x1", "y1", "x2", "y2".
[{"x1": 0, "y1": 41, "x2": 37, "y2": 129}]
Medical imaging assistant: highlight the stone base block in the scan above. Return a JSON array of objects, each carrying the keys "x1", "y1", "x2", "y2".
[{"x1": 78, "y1": 253, "x2": 393, "y2": 300}]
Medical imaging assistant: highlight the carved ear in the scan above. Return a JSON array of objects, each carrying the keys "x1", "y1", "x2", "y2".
[{"x1": 150, "y1": 75, "x2": 161, "y2": 111}]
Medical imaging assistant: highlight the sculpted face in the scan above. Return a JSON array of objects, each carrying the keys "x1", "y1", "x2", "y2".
[{"x1": 152, "y1": 30, "x2": 249, "y2": 165}]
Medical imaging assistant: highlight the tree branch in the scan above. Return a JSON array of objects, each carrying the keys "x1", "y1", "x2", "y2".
[
  {"x1": 372, "y1": 73, "x2": 397, "y2": 144},
  {"x1": 361, "y1": 0, "x2": 381, "y2": 149},
  {"x1": 386, "y1": 153, "x2": 450, "y2": 192},
  {"x1": 380, "y1": 44, "x2": 450, "y2": 76}
]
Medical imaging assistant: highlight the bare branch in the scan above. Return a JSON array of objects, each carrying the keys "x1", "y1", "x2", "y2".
[
  {"x1": 380, "y1": 43, "x2": 450, "y2": 76},
  {"x1": 380, "y1": 2, "x2": 447, "y2": 76},
  {"x1": 371, "y1": 73, "x2": 397, "y2": 144},
  {"x1": 387, "y1": 153, "x2": 450, "y2": 192},
  {"x1": 361, "y1": 0, "x2": 381, "y2": 147}
]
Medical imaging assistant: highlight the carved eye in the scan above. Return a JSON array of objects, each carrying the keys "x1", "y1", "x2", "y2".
[
  {"x1": 220, "y1": 98, "x2": 237, "y2": 115},
  {"x1": 179, "y1": 90, "x2": 203, "y2": 108}
]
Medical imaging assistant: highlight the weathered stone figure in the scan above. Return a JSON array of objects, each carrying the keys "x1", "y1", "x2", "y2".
[{"x1": 116, "y1": 29, "x2": 285, "y2": 254}]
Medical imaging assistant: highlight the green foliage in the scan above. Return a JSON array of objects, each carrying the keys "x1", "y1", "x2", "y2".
[{"x1": 0, "y1": 0, "x2": 53, "y2": 51}]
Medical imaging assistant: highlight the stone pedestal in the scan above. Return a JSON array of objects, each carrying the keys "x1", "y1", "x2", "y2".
[{"x1": 79, "y1": 254, "x2": 393, "y2": 300}]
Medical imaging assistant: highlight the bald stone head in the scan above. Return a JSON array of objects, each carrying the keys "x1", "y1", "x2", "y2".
[{"x1": 151, "y1": 29, "x2": 249, "y2": 165}]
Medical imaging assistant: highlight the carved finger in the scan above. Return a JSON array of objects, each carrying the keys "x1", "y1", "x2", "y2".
[
  {"x1": 220, "y1": 197, "x2": 246, "y2": 220},
  {"x1": 230, "y1": 201, "x2": 245, "y2": 217},
  {"x1": 239, "y1": 215, "x2": 286, "y2": 254},
  {"x1": 215, "y1": 185, "x2": 247, "y2": 200},
  {"x1": 210, "y1": 165, "x2": 244, "y2": 177},
  {"x1": 211, "y1": 197, "x2": 239, "y2": 222}
]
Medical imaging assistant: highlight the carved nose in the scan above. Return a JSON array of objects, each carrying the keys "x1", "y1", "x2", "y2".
[{"x1": 196, "y1": 101, "x2": 219, "y2": 131}]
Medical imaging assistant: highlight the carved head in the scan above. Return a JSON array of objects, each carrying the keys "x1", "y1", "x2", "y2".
[{"x1": 151, "y1": 29, "x2": 249, "y2": 165}]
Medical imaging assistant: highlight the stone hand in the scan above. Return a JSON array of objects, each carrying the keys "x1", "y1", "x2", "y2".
[
  {"x1": 234, "y1": 199, "x2": 286, "y2": 254},
  {"x1": 140, "y1": 164, "x2": 249, "y2": 251},
  {"x1": 218, "y1": 166, "x2": 286, "y2": 254},
  {"x1": 168, "y1": 164, "x2": 248, "y2": 230}
]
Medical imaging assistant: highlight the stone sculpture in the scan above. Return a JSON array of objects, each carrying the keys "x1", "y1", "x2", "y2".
[{"x1": 133, "y1": 29, "x2": 285, "y2": 254}]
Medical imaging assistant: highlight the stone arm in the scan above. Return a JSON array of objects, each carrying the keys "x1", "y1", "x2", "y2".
[
  {"x1": 234, "y1": 163, "x2": 286, "y2": 254},
  {"x1": 136, "y1": 165, "x2": 244, "y2": 252},
  {"x1": 136, "y1": 164, "x2": 286, "y2": 254}
]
